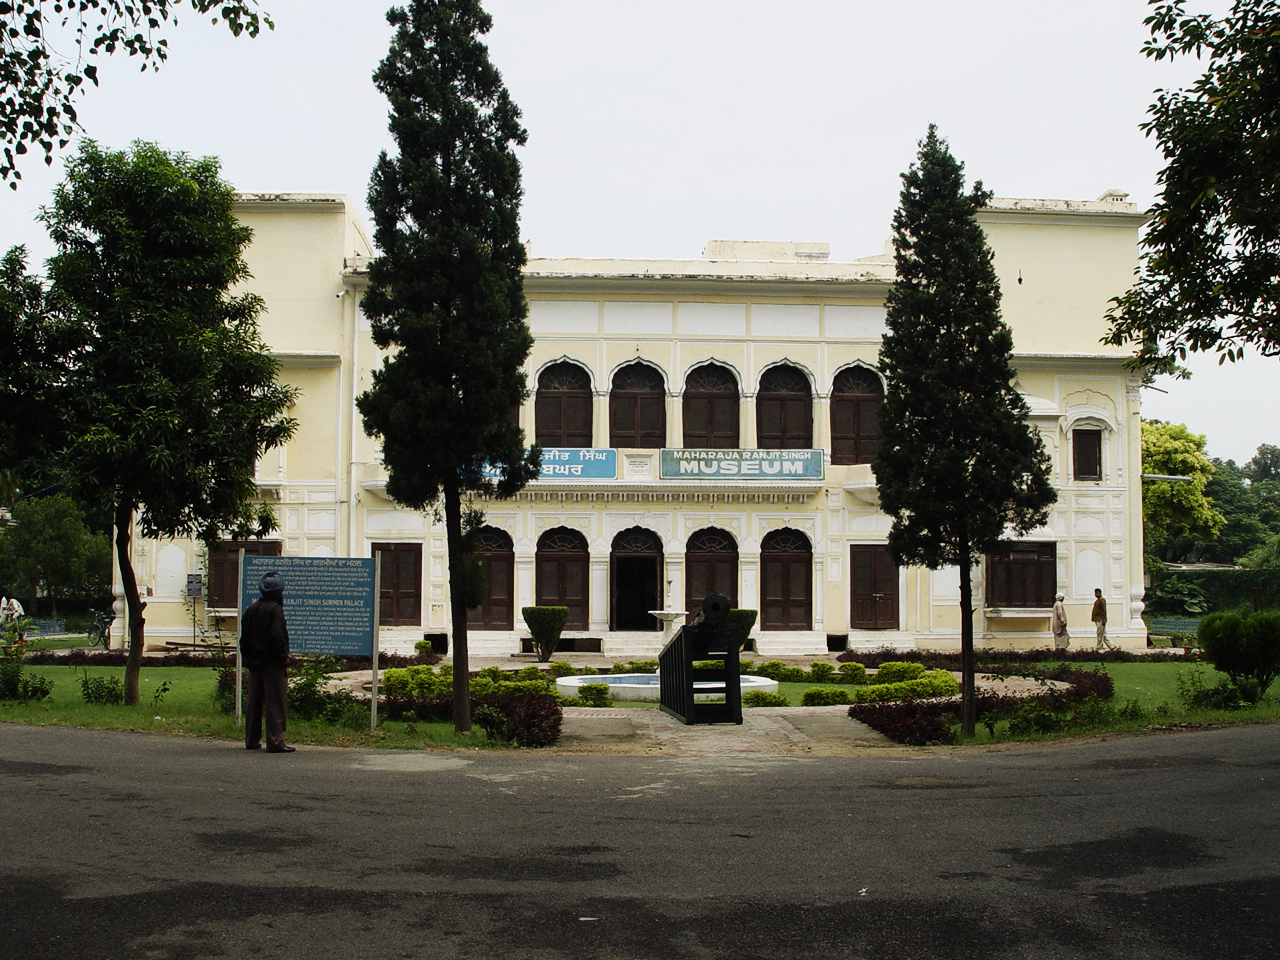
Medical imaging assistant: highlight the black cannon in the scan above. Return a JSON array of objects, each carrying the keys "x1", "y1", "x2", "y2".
[{"x1": 657, "y1": 592, "x2": 743, "y2": 725}]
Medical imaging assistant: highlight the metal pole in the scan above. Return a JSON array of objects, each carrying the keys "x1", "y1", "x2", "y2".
[
  {"x1": 370, "y1": 561, "x2": 381, "y2": 733},
  {"x1": 235, "y1": 550, "x2": 245, "y2": 725}
]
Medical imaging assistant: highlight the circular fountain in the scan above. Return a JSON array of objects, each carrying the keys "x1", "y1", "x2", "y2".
[{"x1": 555, "y1": 672, "x2": 778, "y2": 702}]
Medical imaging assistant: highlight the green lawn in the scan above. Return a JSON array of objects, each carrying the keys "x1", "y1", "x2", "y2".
[
  {"x1": 5, "y1": 659, "x2": 1278, "y2": 748},
  {"x1": 1, "y1": 663, "x2": 487, "y2": 749}
]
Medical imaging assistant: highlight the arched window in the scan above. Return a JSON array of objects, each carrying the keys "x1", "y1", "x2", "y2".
[
  {"x1": 610, "y1": 363, "x2": 666, "y2": 448},
  {"x1": 610, "y1": 527, "x2": 663, "y2": 631},
  {"x1": 682, "y1": 363, "x2": 740, "y2": 449},
  {"x1": 831, "y1": 367, "x2": 883, "y2": 465},
  {"x1": 760, "y1": 528, "x2": 812, "y2": 630},
  {"x1": 535, "y1": 528, "x2": 590, "y2": 630},
  {"x1": 757, "y1": 365, "x2": 812, "y2": 449},
  {"x1": 466, "y1": 527, "x2": 515, "y2": 630},
  {"x1": 535, "y1": 361, "x2": 593, "y2": 448},
  {"x1": 685, "y1": 527, "x2": 739, "y2": 616}
]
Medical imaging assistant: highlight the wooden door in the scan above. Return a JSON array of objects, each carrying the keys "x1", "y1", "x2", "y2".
[{"x1": 850, "y1": 545, "x2": 898, "y2": 630}]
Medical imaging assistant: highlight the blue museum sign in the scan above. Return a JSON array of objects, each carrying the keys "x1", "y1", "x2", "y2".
[{"x1": 537, "y1": 448, "x2": 618, "y2": 480}]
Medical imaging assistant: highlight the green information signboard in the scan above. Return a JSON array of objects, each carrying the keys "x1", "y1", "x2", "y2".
[{"x1": 241, "y1": 556, "x2": 377, "y2": 656}]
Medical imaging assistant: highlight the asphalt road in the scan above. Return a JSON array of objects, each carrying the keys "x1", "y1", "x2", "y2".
[{"x1": 2, "y1": 723, "x2": 1278, "y2": 959}]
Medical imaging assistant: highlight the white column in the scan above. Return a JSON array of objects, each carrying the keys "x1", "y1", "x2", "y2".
[{"x1": 589, "y1": 555, "x2": 610, "y2": 630}]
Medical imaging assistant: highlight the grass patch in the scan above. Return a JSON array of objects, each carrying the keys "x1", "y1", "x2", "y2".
[
  {"x1": 17, "y1": 636, "x2": 94, "y2": 653},
  {"x1": 0, "y1": 663, "x2": 492, "y2": 750}
]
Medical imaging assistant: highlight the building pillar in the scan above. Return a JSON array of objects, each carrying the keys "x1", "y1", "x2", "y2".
[{"x1": 590, "y1": 555, "x2": 610, "y2": 631}]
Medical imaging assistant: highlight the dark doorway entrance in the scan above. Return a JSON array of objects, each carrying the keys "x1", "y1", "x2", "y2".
[
  {"x1": 850, "y1": 544, "x2": 898, "y2": 630},
  {"x1": 611, "y1": 528, "x2": 663, "y2": 630}
]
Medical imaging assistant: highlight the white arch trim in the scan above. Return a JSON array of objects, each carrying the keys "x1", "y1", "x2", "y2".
[
  {"x1": 533, "y1": 355, "x2": 598, "y2": 394},
  {"x1": 752, "y1": 358, "x2": 818, "y2": 397}
]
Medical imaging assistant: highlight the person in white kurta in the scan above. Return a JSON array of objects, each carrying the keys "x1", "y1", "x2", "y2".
[{"x1": 1051, "y1": 593, "x2": 1069, "y2": 652}]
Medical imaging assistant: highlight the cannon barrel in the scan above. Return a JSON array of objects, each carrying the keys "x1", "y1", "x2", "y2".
[{"x1": 688, "y1": 591, "x2": 730, "y2": 627}]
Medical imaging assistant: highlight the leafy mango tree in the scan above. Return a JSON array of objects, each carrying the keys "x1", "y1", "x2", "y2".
[
  {"x1": 1140, "y1": 420, "x2": 1223, "y2": 563},
  {"x1": 40, "y1": 140, "x2": 296, "y2": 705}
]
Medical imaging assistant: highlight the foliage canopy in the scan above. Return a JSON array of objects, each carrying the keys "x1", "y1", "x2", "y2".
[
  {"x1": 0, "y1": 1, "x2": 271, "y2": 186},
  {"x1": 1141, "y1": 420, "x2": 1224, "y2": 561},
  {"x1": 0, "y1": 245, "x2": 80, "y2": 501},
  {"x1": 1106, "y1": 0, "x2": 1280, "y2": 372},
  {"x1": 0, "y1": 494, "x2": 110, "y2": 617},
  {"x1": 39, "y1": 139, "x2": 296, "y2": 703}
]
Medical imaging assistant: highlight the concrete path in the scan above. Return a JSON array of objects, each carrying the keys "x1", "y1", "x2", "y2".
[{"x1": 556, "y1": 704, "x2": 892, "y2": 756}]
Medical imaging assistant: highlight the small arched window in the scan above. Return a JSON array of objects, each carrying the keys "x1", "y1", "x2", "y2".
[
  {"x1": 830, "y1": 367, "x2": 883, "y2": 465},
  {"x1": 757, "y1": 365, "x2": 812, "y2": 449},
  {"x1": 683, "y1": 363, "x2": 740, "y2": 449},
  {"x1": 610, "y1": 363, "x2": 666, "y2": 448},
  {"x1": 535, "y1": 362, "x2": 593, "y2": 448}
]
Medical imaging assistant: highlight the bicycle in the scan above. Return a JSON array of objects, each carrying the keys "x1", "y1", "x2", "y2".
[{"x1": 87, "y1": 608, "x2": 116, "y2": 649}]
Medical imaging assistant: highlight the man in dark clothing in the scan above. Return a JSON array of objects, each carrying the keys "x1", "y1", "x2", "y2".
[{"x1": 241, "y1": 570, "x2": 294, "y2": 752}]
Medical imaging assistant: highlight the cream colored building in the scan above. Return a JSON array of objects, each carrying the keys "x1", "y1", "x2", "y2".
[{"x1": 124, "y1": 191, "x2": 1149, "y2": 657}]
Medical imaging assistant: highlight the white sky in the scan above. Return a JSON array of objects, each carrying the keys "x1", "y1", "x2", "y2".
[{"x1": 0, "y1": 0, "x2": 1272, "y2": 465}]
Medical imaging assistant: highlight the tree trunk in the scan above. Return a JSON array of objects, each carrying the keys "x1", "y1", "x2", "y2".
[
  {"x1": 115, "y1": 500, "x2": 146, "y2": 706},
  {"x1": 442, "y1": 481, "x2": 471, "y2": 734},
  {"x1": 958, "y1": 542, "x2": 976, "y2": 738}
]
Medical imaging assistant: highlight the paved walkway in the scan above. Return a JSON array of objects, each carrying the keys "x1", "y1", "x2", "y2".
[
  {"x1": 350, "y1": 654, "x2": 1061, "y2": 757},
  {"x1": 555, "y1": 704, "x2": 893, "y2": 756}
]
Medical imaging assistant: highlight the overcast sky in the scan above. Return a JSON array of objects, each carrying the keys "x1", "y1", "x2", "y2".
[{"x1": 1, "y1": 0, "x2": 1271, "y2": 465}]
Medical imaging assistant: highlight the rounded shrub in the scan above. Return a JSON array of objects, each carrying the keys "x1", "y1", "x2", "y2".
[
  {"x1": 522, "y1": 606, "x2": 570, "y2": 662},
  {"x1": 742, "y1": 690, "x2": 790, "y2": 708},
  {"x1": 575, "y1": 682, "x2": 613, "y2": 708},
  {"x1": 800, "y1": 686, "x2": 853, "y2": 706},
  {"x1": 1197, "y1": 609, "x2": 1280, "y2": 702},
  {"x1": 808, "y1": 662, "x2": 836, "y2": 683},
  {"x1": 837, "y1": 661, "x2": 869, "y2": 685},
  {"x1": 873, "y1": 661, "x2": 927, "y2": 684}
]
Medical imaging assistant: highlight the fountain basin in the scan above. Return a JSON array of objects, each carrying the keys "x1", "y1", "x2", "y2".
[{"x1": 555, "y1": 672, "x2": 778, "y2": 702}]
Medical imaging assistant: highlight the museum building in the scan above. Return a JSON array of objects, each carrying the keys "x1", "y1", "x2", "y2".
[{"x1": 124, "y1": 191, "x2": 1150, "y2": 657}]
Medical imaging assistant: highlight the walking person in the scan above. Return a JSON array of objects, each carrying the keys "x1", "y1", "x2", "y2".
[
  {"x1": 1091, "y1": 587, "x2": 1113, "y2": 652},
  {"x1": 240, "y1": 571, "x2": 294, "y2": 753},
  {"x1": 1051, "y1": 593, "x2": 1070, "y2": 653}
]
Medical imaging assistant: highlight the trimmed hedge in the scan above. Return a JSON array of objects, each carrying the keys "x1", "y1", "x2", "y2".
[
  {"x1": 847, "y1": 700, "x2": 958, "y2": 746},
  {"x1": 872, "y1": 661, "x2": 926, "y2": 684},
  {"x1": 834, "y1": 646, "x2": 1191, "y2": 668},
  {"x1": 800, "y1": 686, "x2": 853, "y2": 706},
  {"x1": 850, "y1": 669, "x2": 960, "y2": 703},
  {"x1": 742, "y1": 690, "x2": 790, "y2": 707}
]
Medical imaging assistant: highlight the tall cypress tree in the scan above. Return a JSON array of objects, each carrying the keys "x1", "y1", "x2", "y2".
[
  {"x1": 357, "y1": 0, "x2": 539, "y2": 733},
  {"x1": 875, "y1": 126, "x2": 1056, "y2": 736}
]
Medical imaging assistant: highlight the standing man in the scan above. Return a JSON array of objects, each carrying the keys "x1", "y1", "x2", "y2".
[
  {"x1": 1091, "y1": 587, "x2": 1112, "y2": 652},
  {"x1": 240, "y1": 571, "x2": 294, "y2": 753},
  {"x1": 1051, "y1": 593, "x2": 1070, "y2": 653}
]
